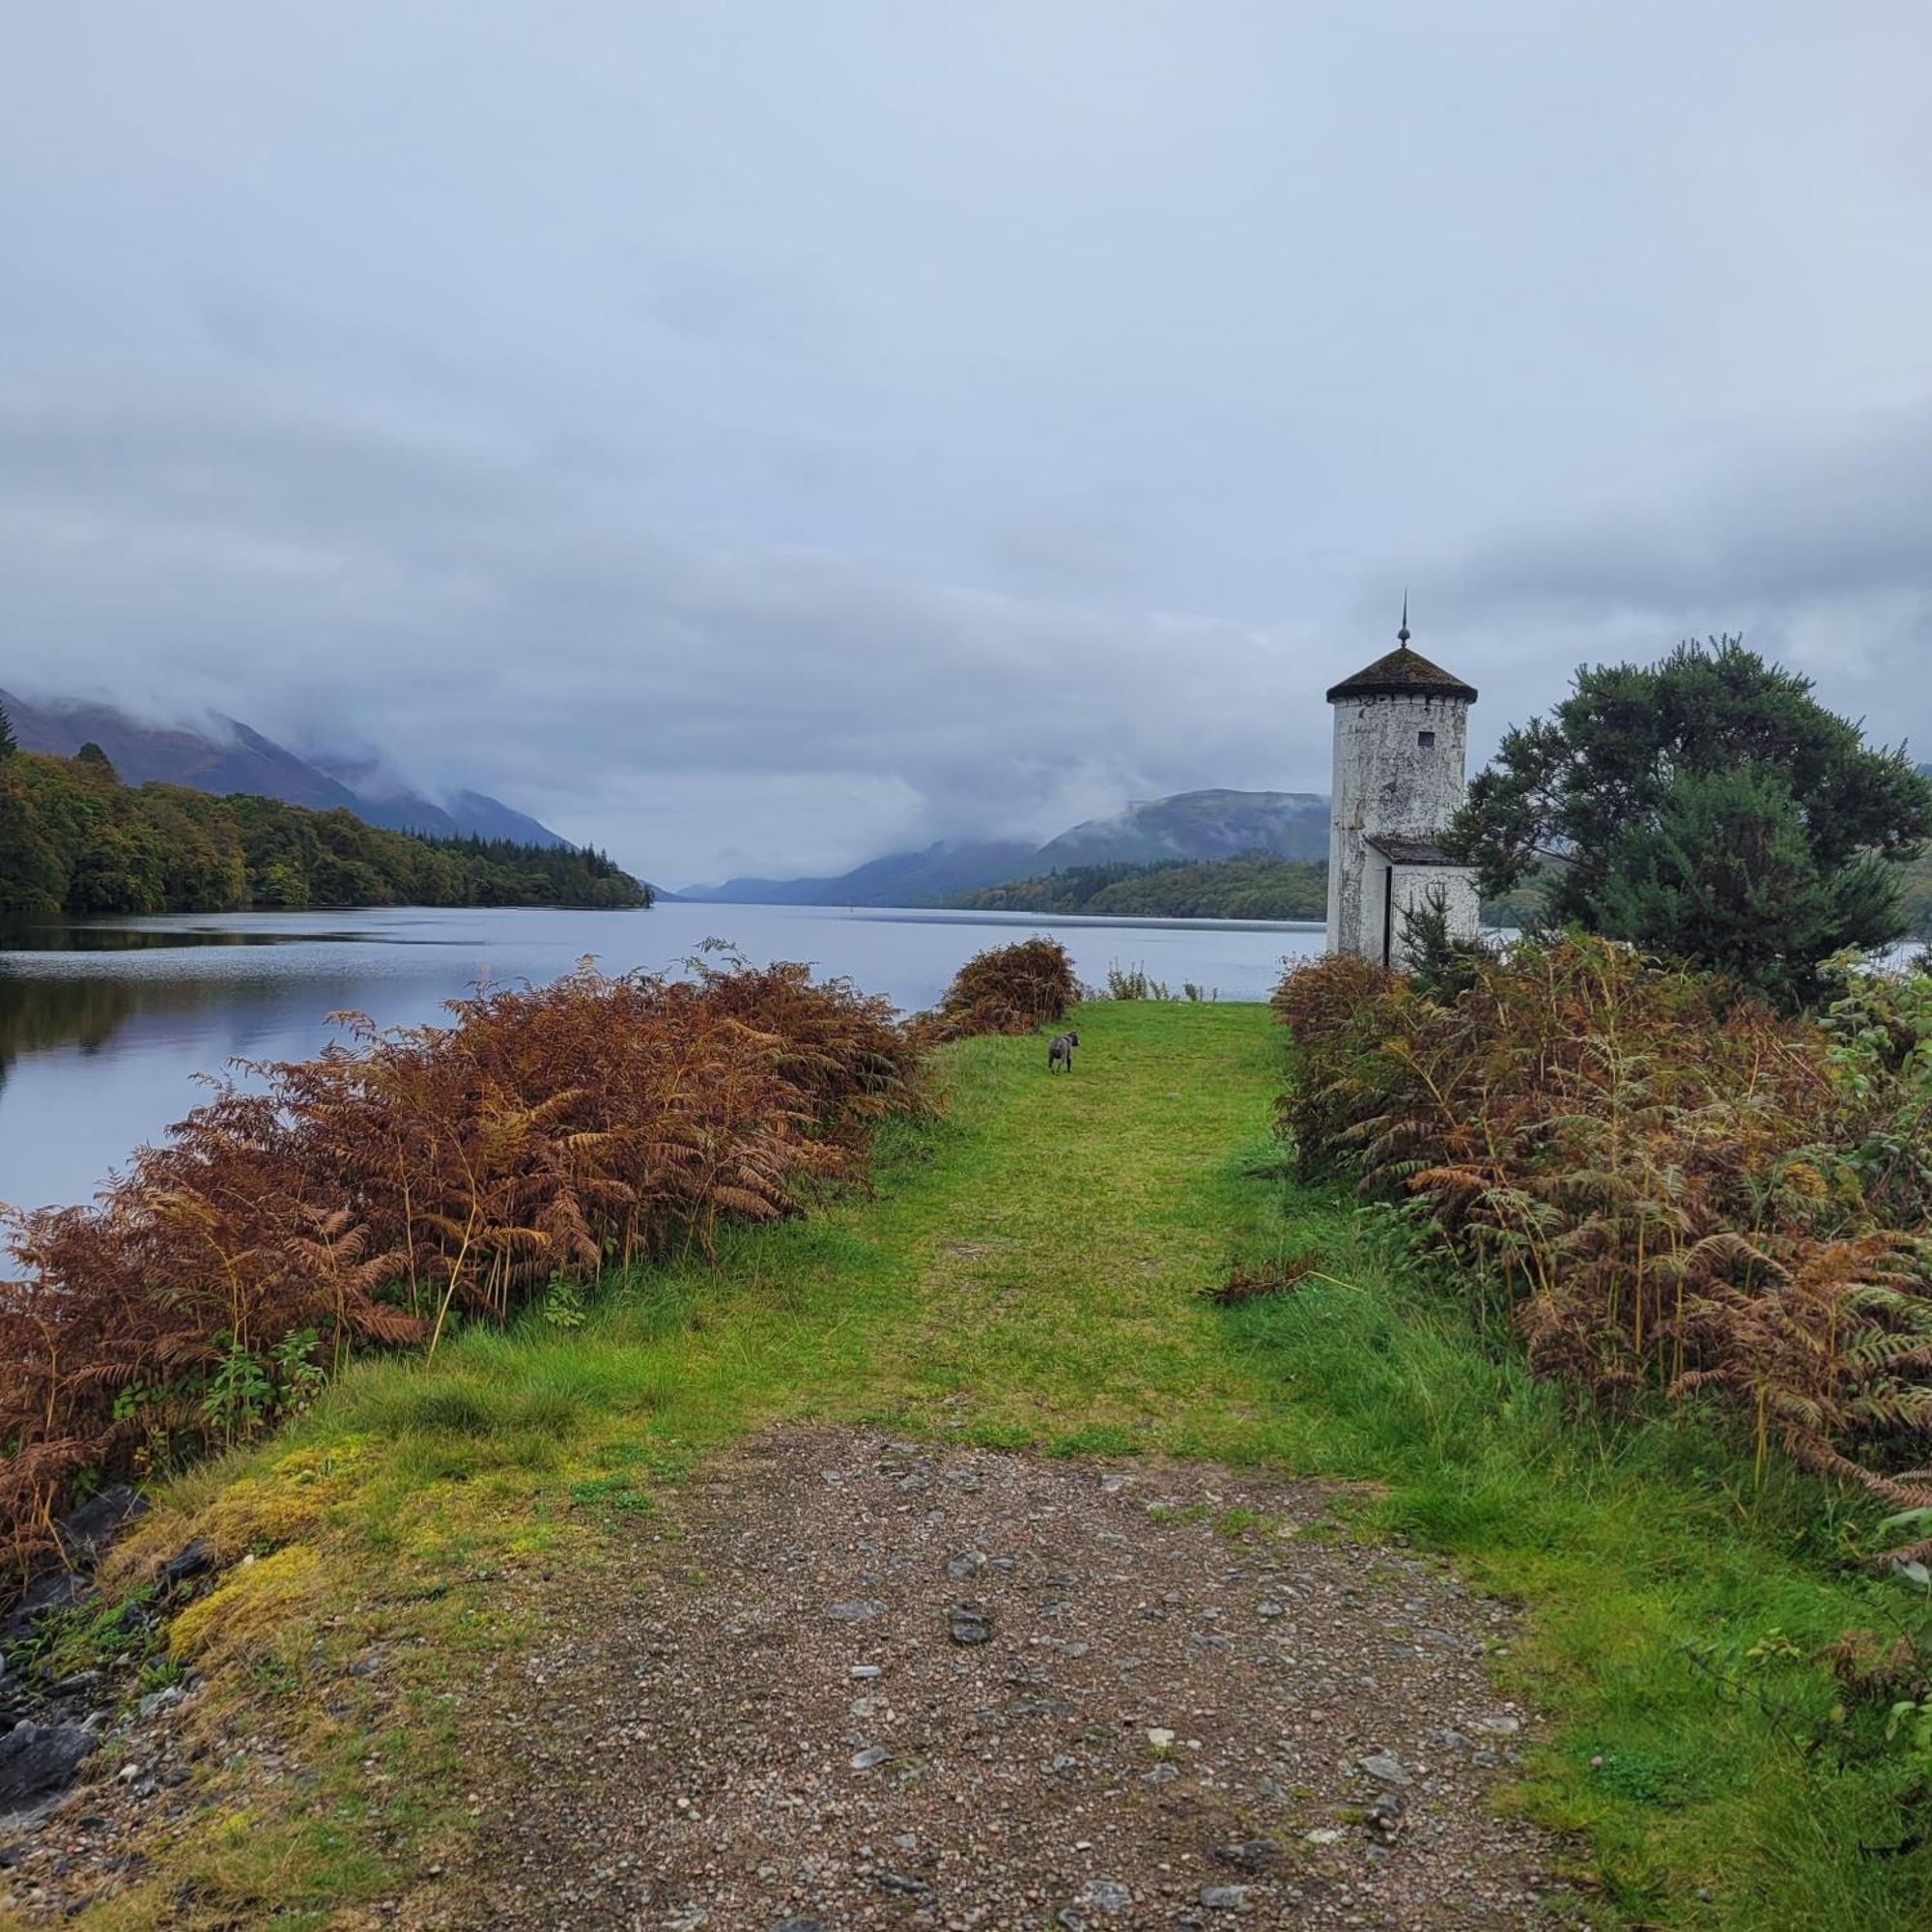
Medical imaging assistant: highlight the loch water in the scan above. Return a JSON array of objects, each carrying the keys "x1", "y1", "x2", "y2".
[{"x1": 0, "y1": 901, "x2": 1324, "y2": 1213}]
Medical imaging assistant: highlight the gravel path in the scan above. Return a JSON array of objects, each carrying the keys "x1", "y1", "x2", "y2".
[{"x1": 424, "y1": 1428, "x2": 1561, "y2": 1930}]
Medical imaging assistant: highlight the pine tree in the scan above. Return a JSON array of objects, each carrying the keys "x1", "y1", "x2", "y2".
[{"x1": 0, "y1": 704, "x2": 14, "y2": 756}]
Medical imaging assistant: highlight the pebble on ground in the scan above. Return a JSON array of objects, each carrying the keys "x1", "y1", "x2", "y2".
[{"x1": 422, "y1": 1428, "x2": 1559, "y2": 1930}]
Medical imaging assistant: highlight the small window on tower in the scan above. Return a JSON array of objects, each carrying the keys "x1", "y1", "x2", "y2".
[{"x1": 1417, "y1": 729, "x2": 1436, "y2": 749}]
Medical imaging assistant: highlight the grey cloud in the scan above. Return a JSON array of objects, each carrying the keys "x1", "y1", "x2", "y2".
[{"x1": 3, "y1": 3, "x2": 1929, "y2": 882}]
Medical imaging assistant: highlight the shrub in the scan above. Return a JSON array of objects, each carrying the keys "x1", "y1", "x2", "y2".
[
  {"x1": 1105, "y1": 962, "x2": 1173, "y2": 1000},
  {"x1": 0, "y1": 957, "x2": 922, "y2": 1584},
  {"x1": 915, "y1": 937, "x2": 1078, "y2": 1042},
  {"x1": 1274, "y1": 936, "x2": 1932, "y2": 1552}
]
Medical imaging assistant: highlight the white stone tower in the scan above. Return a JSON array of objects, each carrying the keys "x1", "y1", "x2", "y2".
[{"x1": 1324, "y1": 604, "x2": 1481, "y2": 969}]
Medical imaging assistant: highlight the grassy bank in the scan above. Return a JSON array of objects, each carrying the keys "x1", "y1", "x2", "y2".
[{"x1": 17, "y1": 1001, "x2": 1929, "y2": 1928}]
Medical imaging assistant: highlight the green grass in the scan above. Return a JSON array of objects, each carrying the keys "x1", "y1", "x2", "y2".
[{"x1": 37, "y1": 1000, "x2": 1932, "y2": 1930}]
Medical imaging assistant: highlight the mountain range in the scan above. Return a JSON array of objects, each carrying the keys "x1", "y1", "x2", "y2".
[
  {"x1": 0, "y1": 689, "x2": 566, "y2": 848},
  {"x1": 683, "y1": 788, "x2": 1331, "y2": 905}
]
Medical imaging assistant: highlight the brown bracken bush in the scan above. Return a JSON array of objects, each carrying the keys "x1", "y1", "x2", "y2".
[
  {"x1": 911, "y1": 936, "x2": 1080, "y2": 1045},
  {"x1": 0, "y1": 957, "x2": 921, "y2": 1584},
  {"x1": 1274, "y1": 935, "x2": 1932, "y2": 1558}
]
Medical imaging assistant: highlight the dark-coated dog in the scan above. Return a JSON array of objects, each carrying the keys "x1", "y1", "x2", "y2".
[{"x1": 1046, "y1": 1030, "x2": 1079, "y2": 1073}]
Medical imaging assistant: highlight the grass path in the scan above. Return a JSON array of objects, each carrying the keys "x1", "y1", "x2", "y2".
[{"x1": 14, "y1": 1003, "x2": 1931, "y2": 1929}]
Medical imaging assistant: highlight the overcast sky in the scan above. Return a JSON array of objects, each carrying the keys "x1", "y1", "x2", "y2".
[{"x1": 3, "y1": 3, "x2": 1928, "y2": 887}]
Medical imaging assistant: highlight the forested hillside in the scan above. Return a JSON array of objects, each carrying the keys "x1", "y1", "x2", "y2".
[
  {"x1": 0, "y1": 742, "x2": 646, "y2": 915},
  {"x1": 956, "y1": 854, "x2": 1328, "y2": 919},
  {"x1": 0, "y1": 686, "x2": 568, "y2": 846}
]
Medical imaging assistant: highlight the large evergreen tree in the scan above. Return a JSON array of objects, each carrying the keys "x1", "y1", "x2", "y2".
[
  {"x1": 0, "y1": 704, "x2": 16, "y2": 757},
  {"x1": 1448, "y1": 637, "x2": 1932, "y2": 1003}
]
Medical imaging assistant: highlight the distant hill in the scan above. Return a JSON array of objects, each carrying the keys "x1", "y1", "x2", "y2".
[
  {"x1": 0, "y1": 690, "x2": 568, "y2": 849},
  {"x1": 687, "y1": 839, "x2": 1038, "y2": 907},
  {"x1": 309, "y1": 752, "x2": 565, "y2": 846},
  {"x1": 682, "y1": 789, "x2": 1332, "y2": 906},
  {"x1": 1033, "y1": 789, "x2": 1329, "y2": 868}
]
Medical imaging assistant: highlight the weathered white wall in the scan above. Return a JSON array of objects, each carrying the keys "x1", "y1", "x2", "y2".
[
  {"x1": 1326, "y1": 692, "x2": 1476, "y2": 961},
  {"x1": 1387, "y1": 865, "x2": 1482, "y2": 970}
]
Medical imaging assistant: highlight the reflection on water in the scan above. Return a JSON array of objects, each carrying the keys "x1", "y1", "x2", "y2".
[
  {"x1": 0, "y1": 968, "x2": 141, "y2": 1062},
  {"x1": 0, "y1": 917, "x2": 376, "y2": 952},
  {"x1": 0, "y1": 902, "x2": 1323, "y2": 1214},
  {"x1": 0, "y1": 966, "x2": 299, "y2": 1079}
]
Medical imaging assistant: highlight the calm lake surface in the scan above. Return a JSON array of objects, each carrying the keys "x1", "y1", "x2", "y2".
[{"x1": 0, "y1": 902, "x2": 1323, "y2": 1212}]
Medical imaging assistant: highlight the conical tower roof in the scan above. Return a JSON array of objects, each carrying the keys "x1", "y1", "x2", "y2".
[{"x1": 1325, "y1": 602, "x2": 1477, "y2": 704}]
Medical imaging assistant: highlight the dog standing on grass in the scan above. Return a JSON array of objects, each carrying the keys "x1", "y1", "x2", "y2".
[{"x1": 1047, "y1": 1030, "x2": 1079, "y2": 1073}]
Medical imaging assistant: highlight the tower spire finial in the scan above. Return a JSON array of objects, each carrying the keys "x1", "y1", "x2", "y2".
[{"x1": 1398, "y1": 588, "x2": 1410, "y2": 647}]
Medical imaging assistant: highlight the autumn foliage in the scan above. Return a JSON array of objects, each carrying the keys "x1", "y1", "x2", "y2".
[
  {"x1": 914, "y1": 936, "x2": 1080, "y2": 1043},
  {"x1": 1274, "y1": 936, "x2": 1932, "y2": 1553},
  {"x1": 0, "y1": 957, "x2": 920, "y2": 1579}
]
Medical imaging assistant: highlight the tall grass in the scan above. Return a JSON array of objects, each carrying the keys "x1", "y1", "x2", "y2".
[
  {"x1": 1273, "y1": 936, "x2": 1932, "y2": 1554},
  {"x1": 0, "y1": 957, "x2": 921, "y2": 1583}
]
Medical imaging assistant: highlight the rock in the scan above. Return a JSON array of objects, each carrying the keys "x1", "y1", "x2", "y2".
[
  {"x1": 1472, "y1": 1714, "x2": 1520, "y2": 1736},
  {"x1": 0, "y1": 1720, "x2": 97, "y2": 1813},
  {"x1": 848, "y1": 1663, "x2": 881, "y2": 1679},
  {"x1": 1199, "y1": 1884, "x2": 1251, "y2": 1911},
  {"x1": 948, "y1": 1602, "x2": 993, "y2": 1646},
  {"x1": 1304, "y1": 1828, "x2": 1346, "y2": 1846},
  {"x1": 1358, "y1": 1749, "x2": 1411, "y2": 1785},
  {"x1": 0, "y1": 1572, "x2": 87, "y2": 1648},
  {"x1": 824, "y1": 1600, "x2": 885, "y2": 1624},
  {"x1": 1365, "y1": 1791, "x2": 1406, "y2": 1839},
  {"x1": 112, "y1": 1597, "x2": 154, "y2": 1636},
  {"x1": 774, "y1": 1919, "x2": 825, "y2": 1932},
  {"x1": 848, "y1": 1746, "x2": 893, "y2": 1771},
  {"x1": 1147, "y1": 1726, "x2": 1176, "y2": 1749},
  {"x1": 1076, "y1": 1877, "x2": 1131, "y2": 1915},
  {"x1": 160, "y1": 1538, "x2": 215, "y2": 1589},
  {"x1": 877, "y1": 1871, "x2": 931, "y2": 1896},
  {"x1": 945, "y1": 1550, "x2": 986, "y2": 1581},
  {"x1": 1218, "y1": 1838, "x2": 1281, "y2": 1871},
  {"x1": 56, "y1": 1487, "x2": 148, "y2": 1570}
]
